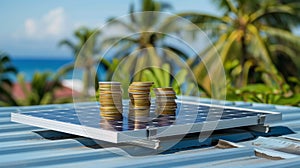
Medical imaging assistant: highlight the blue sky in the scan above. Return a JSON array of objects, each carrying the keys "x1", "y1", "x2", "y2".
[{"x1": 0, "y1": 0, "x2": 219, "y2": 59}]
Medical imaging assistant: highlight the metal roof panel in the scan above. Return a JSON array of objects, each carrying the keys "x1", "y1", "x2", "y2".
[{"x1": 1, "y1": 97, "x2": 300, "y2": 167}]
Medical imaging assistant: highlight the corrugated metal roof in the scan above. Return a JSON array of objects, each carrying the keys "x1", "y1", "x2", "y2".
[{"x1": 1, "y1": 97, "x2": 300, "y2": 168}]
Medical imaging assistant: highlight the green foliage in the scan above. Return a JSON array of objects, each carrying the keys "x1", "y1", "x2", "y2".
[
  {"x1": 180, "y1": 0, "x2": 300, "y2": 105},
  {"x1": 15, "y1": 72, "x2": 67, "y2": 106},
  {"x1": 227, "y1": 84, "x2": 300, "y2": 106},
  {"x1": 0, "y1": 52, "x2": 18, "y2": 106}
]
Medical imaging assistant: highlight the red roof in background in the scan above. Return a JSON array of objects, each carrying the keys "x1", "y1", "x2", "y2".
[{"x1": 12, "y1": 83, "x2": 77, "y2": 100}]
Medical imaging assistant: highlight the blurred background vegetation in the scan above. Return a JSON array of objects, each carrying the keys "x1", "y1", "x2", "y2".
[{"x1": 1, "y1": 0, "x2": 299, "y2": 106}]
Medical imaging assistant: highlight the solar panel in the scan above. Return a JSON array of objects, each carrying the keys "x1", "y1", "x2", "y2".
[{"x1": 11, "y1": 100, "x2": 281, "y2": 144}]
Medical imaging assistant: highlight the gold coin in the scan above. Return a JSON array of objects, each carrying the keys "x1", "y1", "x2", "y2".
[
  {"x1": 131, "y1": 102, "x2": 151, "y2": 106},
  {"x1": 100, "y1": 113, "x2": 120, "y2": 117},
  {"x1": 100, "y1": 106, "x2": 122, "y2": 110},
  {"x1": 99, "y1": 88, "x2": 121, "y2": 92},
  {"x1": 129, "y1": 105, "x2": 150, "y2": 109},
  {"x1": 131, "y1": 104, "x2": 151, "y2": 107},
  {"x1": 154, "y1": 93, "x2": 175, "y2": 96},
  {"x1": 128, "y1": 90, "x2": 151, "y2": 94},
  {"x1": 153, "y1": 87, "x2": 174, "y2": 91},
  {"x1": 128, "y1": 85, "x2": 151, "y2": 89},
  {"x1": 100, "y1": 110, "x2": 123, "y2": 115},
  {"x1": 99, "y1": 101, "x2": 122, "y2": 104},
  {"x1": 99, "y1": 81, "x2": 121, "y2": 85},
  {"x1": 130, "y1": 99, "x2": 150, "y2": 102},
  {"x1": 100, "y1": 110, "x2": 123, "y2": 113},
  {"x1": 156, "y1": 110, "x2": 176, "y2": 114},
  {"x1": 157, "y1": 99, "x2": 176, "y2": 102},
  {"x1": 100, "y1": 109, "x2": 122, "y2": 113},
  {"x1": 128, "y1": 92, "x2": 150, "y2": 96},
  {"x1": 156, "y1": 101, "x2": 176, "y2": 105},
  {"x1": 100, "y1": 117, "x2": 122, "y2": 121},
  {"x1": 100, "y1": 104, "x2": 123, "y2": 107},
  {"x1": 129, "y1": 92, "x2": 150, "y2": 96},
  {"x1": 128, "y1": 88, "x2": 151, "y2": 92},
  {"x1": 100, "y1": 113, "x2": 123, "y2": 118},
  {"x1": 100, "y1": 104, "x2": 123, "y2": 108},
  {"x1": 156, "y1": 110, "x2": 177, "y2": 113},
  {"x1": 100, "y1": 111, "x2": 122, "y2": 114},
  {"x1": 101, "y1": 114, "x2": 122, "y2": 119},
  {"x1": 99, "y1": 102, "x2": 123, "y2": 106},
  {"x1": 156, "y1": 101, "x2": 177, "y2": 105},
  {"x1": 156, "y1": 98, "x2": 177, "y2": 101},
  {"x1": 99, "y1": 83, "x2": 121, "y2": 86},
  {"x1": 154, "y1": 90, "x2": 176, "y2": 94},
  {"x1": 99, "y1": 99, "x2": 122, "y2": 103},
  {"x1": 99, "y1": 96, "x2": 122, "y2": 101},
  {"x1": 156, "y1": 104, "x2": 177, "y2": 107},
  {"x1": 99, "y1": 96, "x2": 122, "y2": 99},
  {"x1": 129, "y1": 108, "x2": 150, "y2": 112},
  {"x1": 129, "y1": 95, "x2": 150, "y2": 99},
  {"x1": 99, "y1": 95, "x2": 122, "y2": 99},
  {"x1": 129, "y1": 97, "x2": 150, "y2": 101},
  {"x1": 100, "y1": 101, "x2": 122, "y2": 104},
  {"x1": 157, "y1": 111, "x2": 176, "y2": 115},
  {"x1": 99, "y1": 92, "x2": 122, "y2": 96},
  {"x1": 157, "y1": 109, "x2": 176, "y2": 113},
  {"x1": 156, "y1": 111, "x2": 176, "y2": 115},
  {"x1": 131, "y1": 81, "x2": 154, "y2": 86},
  {"x1": 99, "y1": 92, "x2": 122, "y2": 95},
  {"x1": 130, "y1": 86, "x2": 151, "y2": 88}
]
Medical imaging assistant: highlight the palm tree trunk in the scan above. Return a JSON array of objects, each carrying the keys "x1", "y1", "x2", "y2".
[{"x1": 237, "y1": 35, "x2": 247, "y2": 87}]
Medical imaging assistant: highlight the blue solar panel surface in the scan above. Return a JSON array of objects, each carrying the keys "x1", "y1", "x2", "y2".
[{"x1": 16, "y1": 101, "x2": 268, "y2": 132}]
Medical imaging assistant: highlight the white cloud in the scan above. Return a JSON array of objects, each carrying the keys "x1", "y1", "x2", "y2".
[
  {"x1": 25, "y1": 19, "x2": 36, "y2": 36},
  {"x1": 43, "y1": 7, "x2": 65, "y2": 36},
  {"x1": 24, "y1": 7, "x2": 66, "y2": 39}
]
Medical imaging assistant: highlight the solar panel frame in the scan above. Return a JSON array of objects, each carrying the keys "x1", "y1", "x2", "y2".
[{"x1": 11, "y1": 100, "x2": 282, "y2": 143}]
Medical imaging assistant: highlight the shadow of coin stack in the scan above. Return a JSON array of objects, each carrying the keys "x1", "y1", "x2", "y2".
[
  {"x1": 128, "y1": 82, "x2": 154, "y2": 130},
  {"x1": 98, "y1": 82, "x2": 123, "y2": 121},
  {"x1": 154, "y1": 87, "x2": 177, "y2": 117}
]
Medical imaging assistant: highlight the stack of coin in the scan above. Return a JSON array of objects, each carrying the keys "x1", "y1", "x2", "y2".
[
  {"x1": 128, "y1": 82, "x2": 153, "y2": 126},
  {"x1": 154, "y1": 87, "x2": 177, "y2": 116},
  {"x1": 98, "y1": 82, "x2": 123, "y2": 120}
]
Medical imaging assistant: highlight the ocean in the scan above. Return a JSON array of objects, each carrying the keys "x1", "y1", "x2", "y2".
[
  {"x1": 10, "y1": 57, "x2": 108, "y2": 82},
  {"x1": 11, "y1": 58, "x2": 74, "y2": 82}
]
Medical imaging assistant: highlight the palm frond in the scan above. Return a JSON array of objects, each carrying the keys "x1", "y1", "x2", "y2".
[
  {"x1": 247, "y1": 24, "x2": 275, "y2": 72},
  {"x1": 162, "y1": 44, "x2": 189, "y2": 60},
  {"x1": 250, "y1": 5, "x2": 297, "y2": 23},
  {"x1": 261, "y1": 25, "x2": 300, "y2": 45},
  {"x1": 178, "y1": 12, "x2": 227, "y2": 24}
]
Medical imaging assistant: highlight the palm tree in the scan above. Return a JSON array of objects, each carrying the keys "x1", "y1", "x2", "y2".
[
  {"x1": 16, "y1": 72, "x2": 64, "y2": 105},
  {"x1": 0, "y1": 52, "x2": 18, "y2": 106},
  {"x1": 101, "y1": 0, "x2": 190, "y2": 83},
  {"x1": 179, "y1": 0, "x2": 300, "y2": 96},
  {"x1": 59, "y1": 26, "x2": 101, "y2": 96}
]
